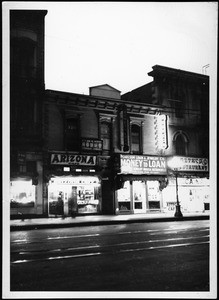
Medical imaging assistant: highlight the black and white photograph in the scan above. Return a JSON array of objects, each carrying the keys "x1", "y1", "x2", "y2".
[{"x1": 2, "y1": 1, "x2": 217, "y2": 299}]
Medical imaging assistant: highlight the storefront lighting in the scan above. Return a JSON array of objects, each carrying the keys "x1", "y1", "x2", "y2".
[
  {"x1": 76, "y1": 169, "x2": 82, "y2": 172},
  {"x1": 167, "y1": 157, "x2": 183, "y2": 218},
  {"x1": 89, "y1": 169, "x2": 95, "y2": 172},
  {"x1": 63, "y1": 167, "x2": 70, "y2": 172}
]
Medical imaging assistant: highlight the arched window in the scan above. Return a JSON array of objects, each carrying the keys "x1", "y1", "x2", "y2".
[
  {"x1": 174, "y1": 132, "x2": 188, "y2": 155},
  {"x1": 100, "y1": 121, "x2": 111, "y2": 153},
  {"x1": 131, "y1": 124, "x2": 141, "y2": 154}
]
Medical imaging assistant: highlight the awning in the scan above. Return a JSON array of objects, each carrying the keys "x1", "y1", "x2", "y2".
[{"x1": 116, "y1": 174, "x2": 168, "y2": 182}]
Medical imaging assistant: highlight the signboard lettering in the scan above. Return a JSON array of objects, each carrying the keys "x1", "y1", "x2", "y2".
[
  {"x1": 81, "y1": 138, "x2": 103, "y2": 151},
  {"x1": 51, "y1": 153, "x2": 96, "y2": 166},
  {"x1": 154, "y1": 115, "x2": 168, "y2": 150},
  {"x1": 167, "y1": 156, "x2": 208, "y2": 172},
  {"x1": 120, "y1": 155, "x2": 167, "y2": 174}
]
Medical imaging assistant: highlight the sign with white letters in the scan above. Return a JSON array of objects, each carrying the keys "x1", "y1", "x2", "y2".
[{"x1": 119, "y1": 155, "x2": 167, "y2": 175}]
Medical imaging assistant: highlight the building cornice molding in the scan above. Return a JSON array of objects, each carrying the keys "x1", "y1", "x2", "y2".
[{"x1": 45, "y1": 89, "x2": 165, "y2": 115}]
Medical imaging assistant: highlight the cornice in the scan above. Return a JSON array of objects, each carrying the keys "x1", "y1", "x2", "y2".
[{"x1": 45, "y1": 89, "x2": 164, "y2": 115}]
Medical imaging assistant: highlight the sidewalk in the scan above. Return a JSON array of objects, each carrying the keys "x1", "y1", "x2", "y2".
[{"x1": 10, "y1": 211, "x2": 210, "y2": 231}]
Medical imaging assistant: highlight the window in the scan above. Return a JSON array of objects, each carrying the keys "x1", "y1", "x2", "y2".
[
  {"x1": 175, "y1": 100, "x2": 183, "y2": 118},
  {"x1": 175, "y1": 134, "x2": 187, "y2": 155},
  {"x1": 10, "y1": 39, "x2": 36, "y2": 78},
  {"x1": 100, "y1": 121, "x2": 111, "y2": 153},
  {"x1": 131, "y1": 124, "x2": 141, "y2": 154},
  {"x1": 65, "y1": 118, "x2": 80, "y2": 151}
]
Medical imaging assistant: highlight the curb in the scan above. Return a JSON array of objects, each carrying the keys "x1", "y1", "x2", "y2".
[{"x1": 10, "y1": 215, "x2": 210, "y2": 231}]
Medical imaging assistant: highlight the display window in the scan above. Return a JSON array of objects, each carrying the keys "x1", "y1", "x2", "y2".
[
  {"x1": 117, "y1": 181, "x2": 131, "y2": 211},
  {"x1": 48, "y1": 176, "x2": 101, "y2": 216},
  {"x1": 117, "y1": 179, "x2": 162, "y2": 213},
  {"x1": 10, "y1": 179, "x2": 35, "y2": 208},
  {"x1": 162, "y1": 177, "x2": 210, "y2": 213},
  {"x1": 147, "y1": 181, "x2": 161, "y2": 209}
]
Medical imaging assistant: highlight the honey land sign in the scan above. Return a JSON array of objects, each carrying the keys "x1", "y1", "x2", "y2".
[{"x1": 120, "y1": 155, "x2": 167, "y2": 175}]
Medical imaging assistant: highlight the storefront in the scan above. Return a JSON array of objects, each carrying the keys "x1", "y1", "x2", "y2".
[
  {"x1": 10, "y1": 152, "x2": 43, "y2": 217},
  {"x1": 162, "y1": 177, "x2": 210, "y2": 213},
  {"x1": 10, "y1": 177, "x2": 36, "y2": 212},
  {"x1": 165, "y1": 156, "x2": 209, "y2": 213},
  {"x1": 46, "y1": 152, "x2": 102, "y2": 216},
  {"x1": 114, "y1": 154, "x2": 168, "y2": 214},
  {"x1": 48, "y1": 176, "x2": 101, "y2": 216}
]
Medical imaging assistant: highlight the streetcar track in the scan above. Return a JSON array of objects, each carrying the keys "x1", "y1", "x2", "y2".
[
  {"x1": 11, "y1": 240, "x2": 209, "y2": 264},
  {"x1": 11, "y1": 235, "x2": 209, "y2": 264},
  {"x1": 11, "y1": 226, "x2": 209, "y2": 245}
]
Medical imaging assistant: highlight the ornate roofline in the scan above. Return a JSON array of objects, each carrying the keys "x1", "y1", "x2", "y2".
[{"x1": 45, "y1": 89, "x2": 165, "y2": 115}]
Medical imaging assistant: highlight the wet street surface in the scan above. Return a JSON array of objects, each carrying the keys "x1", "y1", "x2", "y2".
[{"x1": 10, "y1": 220, "x2": 209, "y2": 291}]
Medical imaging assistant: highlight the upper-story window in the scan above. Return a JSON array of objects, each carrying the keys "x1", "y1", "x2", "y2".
[
  {"x1": 175, "y1": 132, "x2": 188, "y2": 155},
  {"x1": 175, "y1": 100, "x2": 183, "y2": 118},
  {"x1": 131, "y1": 124, "x2": 141, "y2": 154},
  {"x1": 10, "y1": 38, "x2": 36, "y2": 79},
  {"x1": 100, "y1": 121, "x2": 111, "y2": 154},
  {"x1": 65, "y1": 118, "x2": 80, "y2": 151}
]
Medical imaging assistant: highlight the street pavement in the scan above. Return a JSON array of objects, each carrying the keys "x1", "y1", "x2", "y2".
[
  {"x1": 10, "y1": 211, "x2": 210, "y2": 231},
  {"x1": 10, "y1": 219, "x2": 210, "y2": 292}
]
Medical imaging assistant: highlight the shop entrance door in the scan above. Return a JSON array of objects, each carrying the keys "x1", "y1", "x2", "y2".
[{"x1": 132, "y1": 181, "x2": 146, "y2": 213}]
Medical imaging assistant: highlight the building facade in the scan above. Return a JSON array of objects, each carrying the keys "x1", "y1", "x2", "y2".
[
  {"x1": 121, "y1": 65, "x2": 210, "y2": 214},
  {"x1": 9, "y1": 10, "x2": 209, "y2": 218},
  {"x1": 10, "y1": 10, "x2": 47, "y2": 217},
  {"x1": 43, "y1": 86, "x2": 167, "y2": 216}
]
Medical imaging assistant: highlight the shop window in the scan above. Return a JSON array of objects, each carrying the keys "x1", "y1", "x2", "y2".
[
  {"x1": 117, "y1": 181, "x2": 131, "y2": 211},
  {"x1": 100, "y1": 121, "x2": 111, "y2": 154},
  {"x1": 131, "y1": 124, "x2": 141, "y2": 154},
  {"x1": 65, "y1": 118, "x2": 80, "y2": 151},
  {"x1": 48, "y1": 176, "x2": 101, "y2": 216},
  {"x1": 147, "y1": 181, "x2": 161, "y2": 210},
  {"x1": 10, "y1": 179, "x2": 35, "y2": 208}
]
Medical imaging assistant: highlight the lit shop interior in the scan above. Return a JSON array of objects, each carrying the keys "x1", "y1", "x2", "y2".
[
  {"x1": 115, "y1": 177, "x2": 210, "y2": 214},
  {"x1": 10, "y1": 178, "x2": 36, "y2": 213},
  {"x1": 116, "y1": 180, "x2": 163, "y2": 213},
  {"x1": 48, "y1": 176, "x2": 101, "y2": 216},
  {"x1": 162, "y1": 177, "x2": 210, "y2": 213}
]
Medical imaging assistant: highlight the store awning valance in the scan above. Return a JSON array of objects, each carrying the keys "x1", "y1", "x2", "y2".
[{"x1": 116, "y1": 174, "x2": 168, "y2": 182}]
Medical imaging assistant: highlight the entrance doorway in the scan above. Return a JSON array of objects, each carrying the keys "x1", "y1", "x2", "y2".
[
  {"x1": 147, "y1": 181, "x2": 162, "y2": 210},
  {"x1": 133, "y1": 181, "x2": 146, "y2": 213}
]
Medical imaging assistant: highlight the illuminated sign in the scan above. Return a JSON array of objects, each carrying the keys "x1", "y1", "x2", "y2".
[
  {"x1": 50, "y1": 176, "x2": 100, "y2": 185},
  {"x1": 119, "y1": 155, "x2": 167, "y2": 175},
  {"x1": 118, "y1": 104, "x2": 129, "y2": 152},
  {"x1": 167, "y1": 156, "x2": 208, "y2": 172},
  {"x1": 81, "y1": 138, "x2": 103, "y2": 151},
  {"x1": 51, "y1": 153, "x2": 97, "y2": 166},
  {"x1": 154, "y1": 115, "x2": 168, "y2": 150}
]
